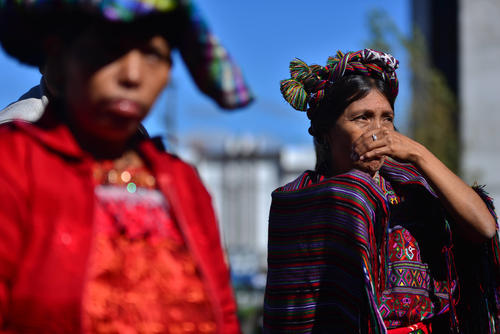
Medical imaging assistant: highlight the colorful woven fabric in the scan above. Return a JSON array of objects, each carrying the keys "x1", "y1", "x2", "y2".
[
  {"x1": 387, "y1": 321, "x2": 431, "y2": 334},
  {"x1": 280, "y1": 49, "x2": 399, "y2": 112},
  {"x1": 264, "y1": 159, "x2": 500, "y2": 333},
  {"x1": 177, "y1": 1, "x2": 253, "y2": 109},
  {"x1": 264, "y1": 169, "x2": 390, "y2": 333},
  {"x1": 0, "y1": 0, "x2": 253, "y2": 109},
  {"x1": 375, "y1": 175, "x2": 456, "y2": 329}
]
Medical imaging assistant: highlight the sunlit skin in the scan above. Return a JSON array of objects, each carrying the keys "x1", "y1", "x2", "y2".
[
  {"x1": 327, "y1": 89, "x2": 394, "y2": 176},
  {"x1": 327, "y1": 89, "x2": 496, "y2": 242},
  {"x1": 58, "y1": 23, "x2": 172, "y2": 157}
]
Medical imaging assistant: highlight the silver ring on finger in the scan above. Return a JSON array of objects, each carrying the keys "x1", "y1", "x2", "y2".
[{"x1": 372, "y1": 133, "x2": 377, "y2": 141}]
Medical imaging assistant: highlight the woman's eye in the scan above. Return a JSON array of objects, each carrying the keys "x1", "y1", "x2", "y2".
[
  {"x1": 142, "y1": 47, "x2": 170, "y2": 64},
  {"x1": 144, "y1": 50, "x2": 161, "y2": 62},
  {"x1": 354, "y1": 115, "x2": 368, "y2": 121}
]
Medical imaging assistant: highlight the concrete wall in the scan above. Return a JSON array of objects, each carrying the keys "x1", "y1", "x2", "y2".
[{"x1": 459, "y1": 0, "x2": 500, "y2": 203}]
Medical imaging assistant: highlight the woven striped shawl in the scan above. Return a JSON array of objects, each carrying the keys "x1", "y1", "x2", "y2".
[
  {"x1": 264, "y1": 168, "x2": 390, "y2": 333},
  {"x1": 264, "y1": 159, "x2": 499, "y2": 333}
]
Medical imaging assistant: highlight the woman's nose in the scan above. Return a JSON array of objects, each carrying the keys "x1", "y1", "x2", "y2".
[
  {"x1": 118, "y1": 50, "x2": 143, "y2": 88},
  {"x1": 368, "y1": 118, "x2": 382, "y2": 130}
]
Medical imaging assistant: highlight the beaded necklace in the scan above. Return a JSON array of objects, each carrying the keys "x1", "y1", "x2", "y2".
[{"x1": 92, "y1": 150, "x2": 156, "y2": 191}]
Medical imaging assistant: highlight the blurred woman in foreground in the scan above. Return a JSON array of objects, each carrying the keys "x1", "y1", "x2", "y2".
[
  {"x1": 264, "y1": 49, "x2": 498, "y2": 333},
  {"x1": 0, "y1": 0, "x2": 252, "y2": 332}
]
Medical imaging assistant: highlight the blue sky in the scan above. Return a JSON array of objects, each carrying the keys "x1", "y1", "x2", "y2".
[{"x1": 0, "y1": 0, "x2": 411, "y2": 150}]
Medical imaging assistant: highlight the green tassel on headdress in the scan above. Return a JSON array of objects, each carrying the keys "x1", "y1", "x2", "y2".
[
  {"x1": 281, "y1": 48, "x2": 400, "y2": 114},
  {"x1": 309, "y1": 64, "x2": 324, "y2": 75},
  {"x1": 326, "y1": 50, "x2": 344, "y2": 67},
  {"x1": 289, "y1": 58, "x2": 313, "y2": 81},
  {"x1": 280, "y1": 79, "x2": 308, "y2": 111},
  {"x1": 280, "y1": 58, "x2": 315, "y2": 111},
  {"x1": 290, "y1": 58, "x2": 324, "y2": 91}
]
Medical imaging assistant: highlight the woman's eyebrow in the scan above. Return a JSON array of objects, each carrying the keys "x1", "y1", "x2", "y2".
[{"x1": 349, "y1": 109, "x2": 375, "y2": 115}]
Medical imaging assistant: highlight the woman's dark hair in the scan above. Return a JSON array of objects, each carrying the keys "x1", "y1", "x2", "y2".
[{"x1": 311, "y1": 75, "x2": 395, "y2": 176}]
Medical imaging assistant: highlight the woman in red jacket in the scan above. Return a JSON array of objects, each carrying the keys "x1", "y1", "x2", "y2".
[{"x1": 0, "y1": 1, "x2": 252, "y2": 333}]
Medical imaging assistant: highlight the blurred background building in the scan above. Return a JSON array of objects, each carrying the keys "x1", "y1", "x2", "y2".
[
  {"x1": 459, "y1": 0, "x2": 500, "y2": 201},
  {"x1": 184, "y1": 139, "x2": 314, "y2": 276},
  {"x1": 413, "y1": 0, "x2": 500, "y2": 201},
  {"x1": 181, "y1": 139, "x2": 314, "y2": 332}
]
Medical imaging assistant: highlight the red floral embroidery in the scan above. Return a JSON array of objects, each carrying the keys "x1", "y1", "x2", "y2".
[{"x1": 82, "y1": 163, "x2": 217, "y2": 333}]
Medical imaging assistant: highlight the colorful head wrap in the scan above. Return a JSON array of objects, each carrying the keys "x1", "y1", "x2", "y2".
[
  {"x1": 280, "y1": 49, "x2": 399, "y2": 113},
  {"x1": 0, "y1": 0, "x2": 253, "y2": 110}
]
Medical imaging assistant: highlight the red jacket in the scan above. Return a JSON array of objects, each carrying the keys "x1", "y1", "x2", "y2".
[{"x1": 0, "y1": 115, "x2": 240, "y2": 333}]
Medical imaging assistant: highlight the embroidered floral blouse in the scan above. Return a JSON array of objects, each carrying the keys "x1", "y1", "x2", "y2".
[{"x1": 81, "y1": 160, "x2": 217, "y2": 334}]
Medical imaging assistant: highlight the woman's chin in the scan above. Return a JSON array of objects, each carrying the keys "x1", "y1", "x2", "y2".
[{"x1": 354, "y1": 157, "x2": 385, "y2": 176}]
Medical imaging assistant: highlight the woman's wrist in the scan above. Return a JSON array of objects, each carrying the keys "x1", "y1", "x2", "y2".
[{"x1": 408, "y1": 140, "x2": 428, "y2": 168}]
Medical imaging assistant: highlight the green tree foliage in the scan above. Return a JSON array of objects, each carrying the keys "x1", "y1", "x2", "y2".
[{"x1": 366, "y1": 9, "x2": 460, "y2": 173}]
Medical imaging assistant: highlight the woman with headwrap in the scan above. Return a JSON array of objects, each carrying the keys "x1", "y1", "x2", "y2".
[
  {"x1": 0, "y1": 0, "x2": 252, "y2": 333},
  {"x1": 264, "y1": 49, "x2": 499, "y2": 333}
]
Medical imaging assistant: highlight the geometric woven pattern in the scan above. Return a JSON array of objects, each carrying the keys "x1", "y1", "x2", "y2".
[{"x1": 379, "y1": 223, "x2": 454, "y2": 328}]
